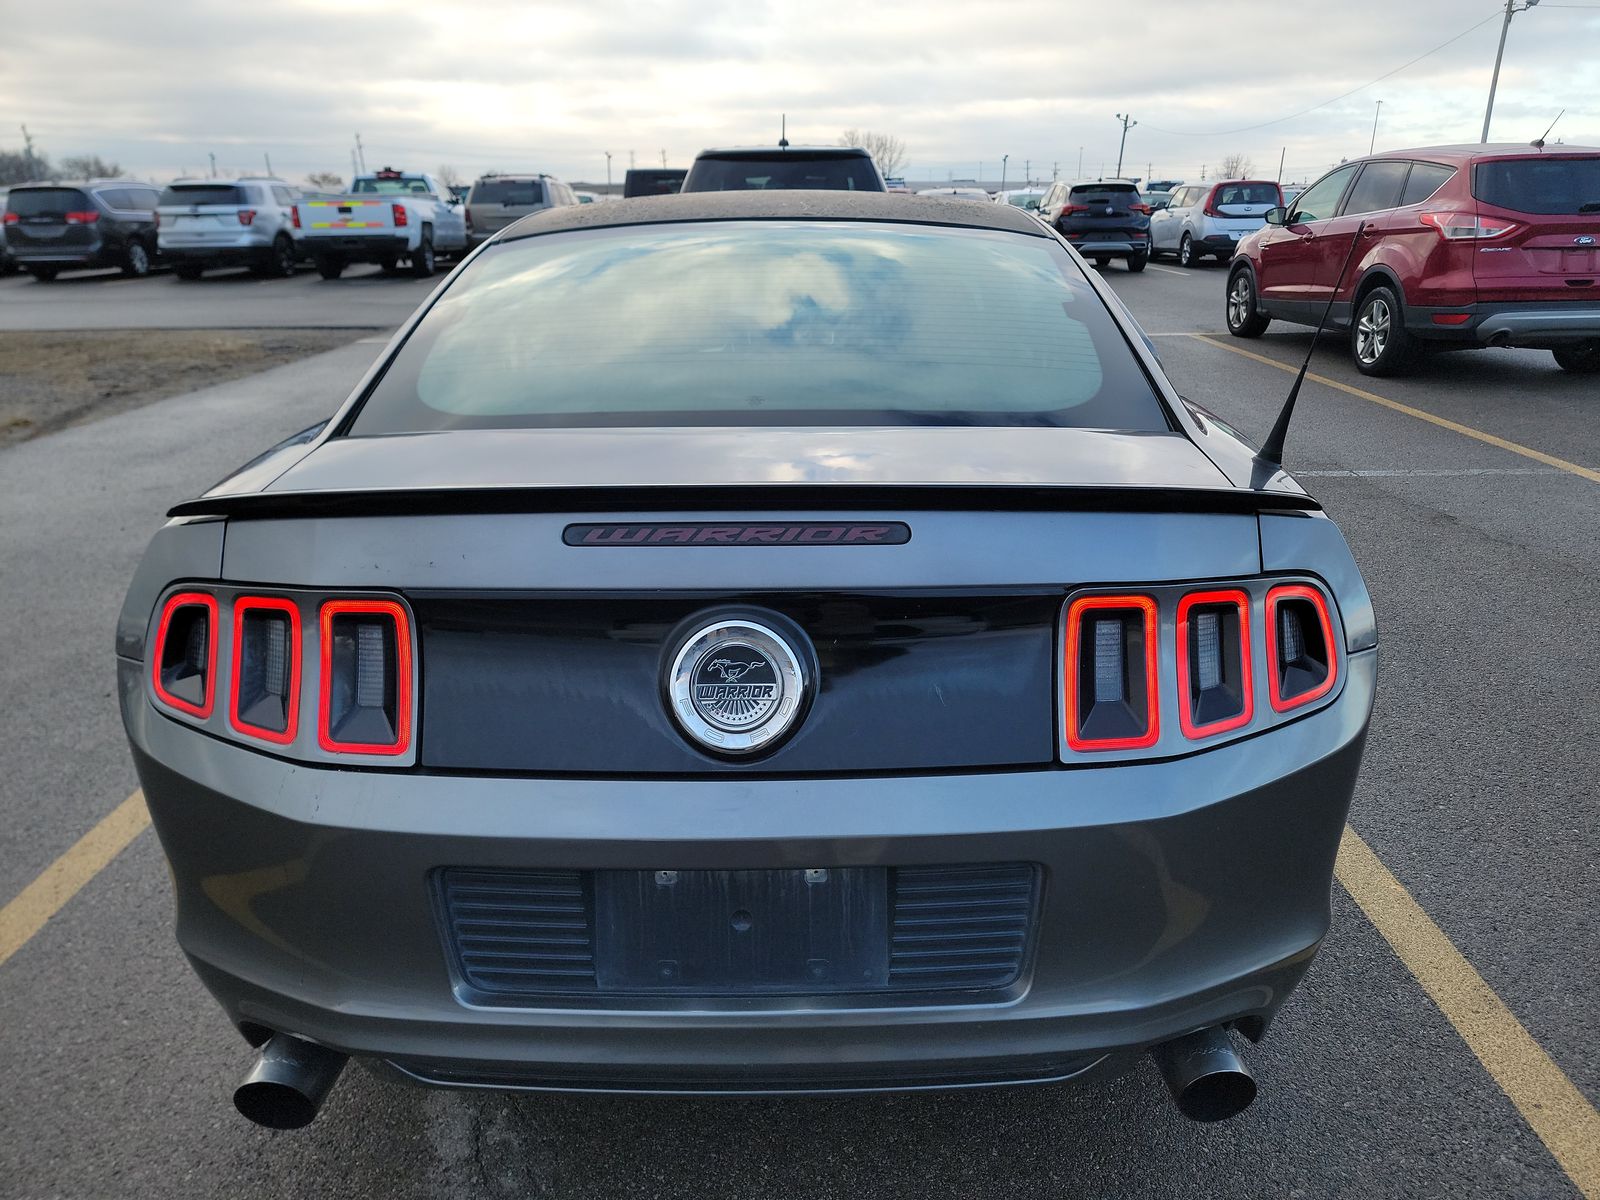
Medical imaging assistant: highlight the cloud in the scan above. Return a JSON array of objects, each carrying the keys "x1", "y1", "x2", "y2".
[{"x1": 0, "y1": 0, "x2": 1595, "y2": 187}]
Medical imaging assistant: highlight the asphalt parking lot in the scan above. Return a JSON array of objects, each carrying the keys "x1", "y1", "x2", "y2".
[{"x1": 1, "y1": 256, "x2": 1595, "y2": 1199}]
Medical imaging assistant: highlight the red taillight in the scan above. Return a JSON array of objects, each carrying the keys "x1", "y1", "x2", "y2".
[
  {"x1": 1176, "y1": 590, "x2": 1253, "y2": 739},
  {"x1": 318, "y1": 600, "x2": 413, "y2": 755},
  {"x1": 1060, "y1": 204, "x2": 1090, "y2": 216},
  {"x1": 230, "y1": 597, "x2": 302, "y2": 744},
  {"x1": 237, "y1": 209, "x2": 256, "y2": 226},
  {"x1": 1432, "y1": 313, "x2": 1473, "y2": 326},
  {"x1": 2, "y1": 212, "x2": 17, "y2": 225},
  {"x1": 1130, "y1": 203, "x2": 1151, "y2": 215},
  {"x1": 291, "y1": 206, "x2": 301, "y2": 229},
  {"x1": 152, "y1": 592, "x2": 219, "y2": 719},
  {"x1": 1064, "y1": 595, "x2": 1159, "y2": 752},
  {"x1": 1419, "y1": 211, "x2": 1520, "y2": 241},
  {"x1": 64, "y1": 211, "x2": 99, "y2": 224},
  {"x1": 392, "y1": 203, "x2": 408, "y2": 227},
  {"x1": 1265, "y1": 585, "x2": 1338, "y2": 712}
]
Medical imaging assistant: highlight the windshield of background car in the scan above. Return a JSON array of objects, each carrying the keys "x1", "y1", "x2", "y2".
[
  {"x1": 347, "y1": 221, "x2": 1169, "y2": 434},
  {"x1": 1473, "y1": 156, "x2": 1600, "y2": 214},
  {"x1": 471, "y1": 179, "x2": 545, "y2": 205},
  {"x1": 7, "y1": 188, "x2": 89, "y2": 217},
  {"x1": 352, "y1": 177, "x2": 432, "y2": 194},
  {"x1": 685, "y1": 157, "x2": 881, "y2": 191},
  {"x1": 158, "y1": 184, "x2": 245, "y2": 206}
]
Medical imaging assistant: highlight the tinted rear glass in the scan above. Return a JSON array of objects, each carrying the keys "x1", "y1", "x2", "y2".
[
  {"x1": 685, "y1": 156, "x2": 881, "y2": 192},
  {"x1": 348, "y1": 222, "x2": 1166, "y2": 434},
  {"x1": 353, "y1": 177, "x2": 432, "y2": 194},
  {"x1": 1473, "y1": 156, "x2": 1600, "y2": 214},
  {"x1": 1210, "y1": 182, "x2": 1282, "y2": 209},
  {"x1": 623, "y1": 170, "x2": 687, "y2": 197},
  {"x1": 1399, "y1": 162, "x2": 1454, "y2": 206},
  {"x1": 159, "y1": 184, "x2": 245, "y2": 206},
  {"x1": 471, "y1": 179, "x2": 545, "y2": 205},
  {"x1": 7, "y1": 188, "x2": 89, "y2": 216}
]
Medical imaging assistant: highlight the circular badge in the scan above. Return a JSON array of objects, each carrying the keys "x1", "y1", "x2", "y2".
[{"x1": 668, "y1": 618, "x2": 808, "y2": 755}]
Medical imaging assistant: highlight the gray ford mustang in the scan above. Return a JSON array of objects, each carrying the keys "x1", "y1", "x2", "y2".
[{"x1": 118, "y1": 191, "x2": 1374, "y2": 1128}]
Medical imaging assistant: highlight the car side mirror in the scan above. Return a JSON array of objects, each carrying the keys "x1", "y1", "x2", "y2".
[
  {"x1": 1152, "y1": 200, "x2": 1169, "y2": 211},
  {"x1": 1264, "y1": 206, "x2": 1289, "y2": 226}
]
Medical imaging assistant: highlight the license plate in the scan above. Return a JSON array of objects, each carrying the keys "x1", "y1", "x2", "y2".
[{"x1": 593, "y1": 867, "x2": 889, "y2": 993}]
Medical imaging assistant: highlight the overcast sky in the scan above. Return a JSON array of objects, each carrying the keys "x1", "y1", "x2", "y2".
[{"x1": 3, "y1": 0, "x2": 1596, "y2": 188}]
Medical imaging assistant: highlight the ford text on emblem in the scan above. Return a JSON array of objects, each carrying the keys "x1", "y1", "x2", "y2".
[
  {"x1": 1577, "y1": 235, "x2": 1596, "y2": 246},
  {"x1": 668, "y1": 618, "x2": 809, "y2": 755}
]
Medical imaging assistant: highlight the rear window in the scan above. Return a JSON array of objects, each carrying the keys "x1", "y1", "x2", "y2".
[
  {"x1": 1210, "y1": 182, "x2": 1282, "y2": 210},
  {"x1": 1069, "y1": 183, "x2": 1138, "y2": 195},
  {"x1": 7, "y1": 188, "x2": 89, "y2": 216},
  {"x1": 684, "y1": 156, "x2": 882, "y2": 192},
  {"x1": 352, "y1": 177, "x2": 432, "y2": 194},
  {"x1": 470, "y1": 179, "x2": 545, "y2": 206},
  {"x1": 623, "y1": 170, "x2": 687, "y2": 197},
  {"x1": 348, "y1": 221, "x2": 1167, "y2": 435},
  {"x1": 159, "y1": 184, "x2": 245, "y2": 207},
  {"x1": 1473, "y1": 156, "x2": 1600, "y2": 214}
]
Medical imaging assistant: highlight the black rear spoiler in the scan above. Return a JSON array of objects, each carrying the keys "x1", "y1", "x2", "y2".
[{"x1": 169, "y1": 483, "x2": 1320, "y2": 521}]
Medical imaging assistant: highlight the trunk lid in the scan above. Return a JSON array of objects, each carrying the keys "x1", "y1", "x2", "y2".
[
  {"x1": 467, "y1": 177, "x2": 546, "y2": 235},
  {"x1": 156, "y1": 183, "x2": 253, "y2": 241},
  {"x1": 4, "y1": 187, "x2": 95, "y2": 249},
  {"x1": 1471, "y1": 154, "x2": 1600, "y2": 300}
]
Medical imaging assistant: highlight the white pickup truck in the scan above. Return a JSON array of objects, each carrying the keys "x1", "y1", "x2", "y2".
[{"x1": 296, "y1": 168, "x2": 468, "y2": 279}]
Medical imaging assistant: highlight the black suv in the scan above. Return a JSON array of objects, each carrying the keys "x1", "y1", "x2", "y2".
[
  {"x1": 681, "y1": 146, "x2": 886, "y2": 192},
  {"x1": 1037, "y1": 179, "x2": 1152, "y2": 272},
  {"x1": 3, "y1": 181, "x2": 162, "y2": 280}
]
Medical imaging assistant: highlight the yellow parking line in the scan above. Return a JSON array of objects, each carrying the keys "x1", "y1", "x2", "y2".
[
  {"x1": 1337, "y1": 826, "x2": 1600, "y2": 1197},
  {"x1": 1192, "y1": 334, "x2": 1600, "y2": 484},
  {"x1": 0, "y1": 790, "x2": 149, "y2": 967}
]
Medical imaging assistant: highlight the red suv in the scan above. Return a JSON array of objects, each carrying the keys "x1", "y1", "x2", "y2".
[{"x1": 1226, "y1": 145, "x2": 1600, "y2": 375}]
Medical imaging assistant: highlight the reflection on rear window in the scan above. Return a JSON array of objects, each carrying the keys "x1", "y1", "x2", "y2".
[
  {"x1": 7, "y1": 188, "x2": 89, "y2": 216},
  {"x1": 349, "y1": 222, "x2": 1167, "y2": 434},
  {"x1": 1474, "y1": 157, "x2": 1600, "y2": 214},
  {"x1": 471, "y1": 179, "x2": 545, "y2": 206},
  {"x1": 1211, "y1": 182, "x2": 1281, "y2": 207},
  {"x1": 159, "y1": 185, "x2": 244, "y2": 206}
]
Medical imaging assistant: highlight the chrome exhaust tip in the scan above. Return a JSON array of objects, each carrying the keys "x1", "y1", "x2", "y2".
[
  {"x1": 234, "y1": 1033, "x2": 348, "y2": 1129},
  {"x1": 1149, "y1": 1025, "x2": 1257, "y2": 1122}
]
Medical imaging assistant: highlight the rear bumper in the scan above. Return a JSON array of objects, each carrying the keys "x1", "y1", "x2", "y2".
[
  {"x1": 6, "y1": 242, "x2": 113, "y2": 267},
  {"x1": 304, "y1": 234, "x2": 409, "y2": 263},
  {"x1": 1064, "y1": 237, "x2": 1145, "y2": 256},
  {"x1": 122, "y1": 647, "x2": 1374, "y2": 1094},
  {"x1": 1408, "y1": 301, "x2": 1600, "y2": 346},
  {"x1": 158, "y1": 236, "x2": 282, "y2": 267}
]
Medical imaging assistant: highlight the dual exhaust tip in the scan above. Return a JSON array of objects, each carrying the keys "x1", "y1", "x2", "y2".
[{"x1": 233, "y1": 1024, "x2": 1255, "y2": 1129}]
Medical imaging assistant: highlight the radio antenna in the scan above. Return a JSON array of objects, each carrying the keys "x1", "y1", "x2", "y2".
[
  {"x1": 1531, "y1": 109, "x2": 1564, "y2": 149},
  {"x1": 1255, "y1": 219, "x2": 1369, "y2": 469},
  {"x1": 779, "y1": 113, "x2": 789, "y2": 149}
]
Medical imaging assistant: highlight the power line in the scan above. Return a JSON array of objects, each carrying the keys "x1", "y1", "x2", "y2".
[{"x1": 1142, "y1": 9, "x2": 1505, "y2": 137}]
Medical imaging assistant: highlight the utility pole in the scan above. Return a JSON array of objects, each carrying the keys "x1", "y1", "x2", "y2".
[
  {"x1": 1076, "y1": 147, "x2": 1083, "y2": 178},
  {"x1": 20, "y1": 124, "x2": 37, "y2": 177},
  {"x1": 1277, "y1": 146, "x2": 1286, "y2": 182},
  {"x1": 1000, "y1": 155, "x2": 1008, "y2": 192},
  {"x1": 1024, "y1": 159, "x2": 1030, "y2": 186},
  {"x1": 660, "y1": 149, "x2": 667, "y2": 168},
  {"x1": 1052, "y1": 162, "x2": 1059, "y2": 182},
  {"x1": 354, "y1": 132, "x2": 366, "y2": 174},
  {"x1": 1482, "y1": 0, "x2": 1539, "y2": 142},
  {"x1": 1113, "y1": 113, "x2": 1137, "y2": 179},
  {"x1": 1369, "y1": 100, "x2": 1383, "y2": 156},
  {"x1": 264, "y1": 152, "x2": 273, "y2": 176},
  {"x1": 351, "y1": 149, "x2": 359, "y2": 181},
  {"x1": 208, "y1": 152, "x2": 217, "y2": 179},
  {"x1": 605, "y1": 151, "x2": 612, "y2": 194}
]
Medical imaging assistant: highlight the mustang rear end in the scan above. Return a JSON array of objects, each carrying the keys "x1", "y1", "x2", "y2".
[{"x1": 119, "y1": 192, "x2": 1374, "y2": 1128}]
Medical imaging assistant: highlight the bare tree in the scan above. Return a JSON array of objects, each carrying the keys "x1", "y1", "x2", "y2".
[
  {"x1": 435, "y1": 164, "x2": 464, "y2": 191},
  {"x1": 1218, "y1": 153, "x2": 1254, "y2": 179},
  {"x1": 0, "y1": 149, "x2": 53, "y2": 185},
  {"x1": 840, "y1": 129, "x2": 907, "y2": 179},
  {"x1": 304, "y1": 171, "x2": 345, "y2": 191},
  {"x1": 58, "y1": 154, "x2": 122, "y2": 180}
]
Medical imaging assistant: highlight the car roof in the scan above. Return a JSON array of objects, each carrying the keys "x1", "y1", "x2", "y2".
[
  {"x1": 472, "y1": 173, "x2": 554, "y2": 181},
  {"x1": 10, "y1": 179, "x2": 157, "y2": 190},
  {"x1": 694, "y1": 145, "x2": 871, "y2": 159},
  {"x1": 499, "y1": 189, "x2": 1051, "y2": 241},
  {"x1": 1366, "y1": 142, "x2": 1599, "y2": 163}
]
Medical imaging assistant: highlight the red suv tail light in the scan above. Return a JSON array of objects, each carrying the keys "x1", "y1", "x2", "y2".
[
  {"x1": 1419, "y1": 211, "x2": 1520, "y2": 241},
  {"x1": 152, "y1": 593, "x2": 219, "y2": 718},
  {"x1": 1064, "y1": 595, "x2": 1159, "y2": 751},
  {"x1": 318, "y1": 600, "x2": 413, "y2": 755},
  {"x1": 64, "y1": 211, "x2": 100, "y2": 224},
  {"x1": 1176, "y1": 589, "x2": 1253, "y2": 739},
  {"x1": 392, "y1": 203, "x2": 409, "y2": 227},
  {"x1": 237, "y1": 209, "x2": 256, "y2": 226},
  {"x1": 290, "y1": 206, "x2": 301, "y2": 229},
  {"x1": 2, "y1": 213, "x2": 18, "y2": 225},
  {"x1": 230, "y1": 597, "x2": 301, "y2": 744},
  {"x1": 1266, "y1": 585, "x2": 1338, "y2": 712}
]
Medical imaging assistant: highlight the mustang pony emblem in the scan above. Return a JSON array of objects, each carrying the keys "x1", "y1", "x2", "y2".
[{"x1": 705, "y1": 658, "x2": 761, "y2": 682}]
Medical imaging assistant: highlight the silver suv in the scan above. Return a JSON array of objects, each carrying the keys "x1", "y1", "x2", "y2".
[
  {"x1": 157, "y1": 178, "x2": 304, "y2": 279},
  {"x1": 1148, "y1": 179, "x2": 1283, "y2": 267},
  {"x1": 465, "y1": 174, "x2": 580, "y2": 248}
]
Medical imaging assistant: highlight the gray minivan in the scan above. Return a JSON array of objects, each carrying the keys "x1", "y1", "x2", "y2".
[
  {"x1": 464, "y1": 174, "x2": 580, "y2": 249},
  {"x1": 4, "y1": 180, "x2": 162, "y2": 280}
]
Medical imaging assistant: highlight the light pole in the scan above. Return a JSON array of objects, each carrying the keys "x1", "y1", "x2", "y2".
[
  {"x1": 1114, "y1": 113, "x2": 1136, "y2": 179},
  {"x1": 605, "y1": 151, "x2": 612, "y2": 194},
  {"x1": 1000, "y1": 155, "x2": 1008, "y2": 193},
  {"x1": 1482, "y1": 0, "x2": 1540, "y2": 142},
  {"x1": 1369, "y1": 100, "x2": 1383, "y2": 156}
]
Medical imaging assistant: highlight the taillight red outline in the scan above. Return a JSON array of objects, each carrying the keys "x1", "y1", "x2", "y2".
[
  {"x1": 1176, "y1": 589, "x2": 1253, "y2": 739},
  {"x1": 151, "y1": 592, "x2": 219, "y2": 719},
  {"x1": 317, "y1": 599, "x2": 413, "y2": 755},
  {"x1": 1064, "y1": 594, "x2": 1159, "y2": 752},
  {"x1": 1265, "y1": 584, "x2": 1339, "y2": 713},
  {"x1": 229, "y1": 596, "x2": 302, "y2": 745}
]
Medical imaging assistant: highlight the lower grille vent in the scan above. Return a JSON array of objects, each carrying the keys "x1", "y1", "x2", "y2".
[
  {"x1": 442, "y1": 870, "x2": 597, "y2": 993},
  {"x1": 889, "y1": 864, "x2": 1036, "y2": 989}
]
